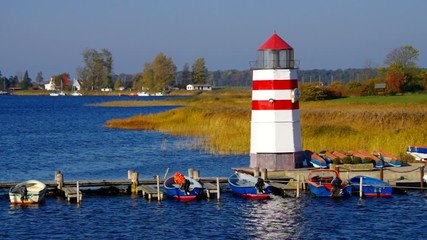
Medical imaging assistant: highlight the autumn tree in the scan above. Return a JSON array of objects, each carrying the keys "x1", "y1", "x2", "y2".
[
  {"x1": 77, "y1": 48, "x2": 113, "y2": 90},
  {"x1": 384, "y1": 65, "x2": 404, "y2": 94},
  {"x1": 383, "y1": 45, "x2": 424, "y2": 93},
  {"x1": 152, "y1": 53, "x2": 176, "y2": 92},
  {"x1": 134, "y1": 53, "x2": 176, "y2": 93},
  {"x1": 192, "y1": 58, "x2": 208, "y2": 84},
  {"x1": 51, "y1": 73, "x2": 70, "y2": 90}
]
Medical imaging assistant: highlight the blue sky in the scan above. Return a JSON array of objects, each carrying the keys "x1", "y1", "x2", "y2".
[{"x1": 1, "y1": 0, "x2": 426, "y2": 80}]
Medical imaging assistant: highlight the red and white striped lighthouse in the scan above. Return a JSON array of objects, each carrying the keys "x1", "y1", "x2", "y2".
[{"x1": 250, "y1": 33, "x2": 303, "y2": 170}]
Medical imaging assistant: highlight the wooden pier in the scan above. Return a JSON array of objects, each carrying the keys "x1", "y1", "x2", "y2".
[{"x1": 1, "y1": 164, "x2": 426, "y2": 203}]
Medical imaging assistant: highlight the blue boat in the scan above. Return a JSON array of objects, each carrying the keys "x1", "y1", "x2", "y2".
[
  {"x1": 163, "y1": 173, "x2": 203, "y2": 201},
  {"x1": 228, "y1": 172, "x2": 273, "y2": 199},
  {"x1": 307, "y1": 169, "x2": 352, "y2": 197},
  {"x1": 349, "y1": 175, "x2": 393, "y2": 197}
]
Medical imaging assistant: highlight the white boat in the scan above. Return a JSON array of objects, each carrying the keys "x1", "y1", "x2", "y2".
[
  {"x1": 137, "y1": 91, "x2": 150, "y2": 96},
  {"x1": 49, "y1": 91, "x2": 66, "y2": 96},
  {"x1": 9, "y1": 180, "x2": 48, "y2": 204},
  {"x1": 71, "y1": 91, "x2": 82, "y2": 96}
]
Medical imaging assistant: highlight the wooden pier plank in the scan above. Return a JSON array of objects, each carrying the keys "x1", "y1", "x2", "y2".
[
  {"x1": 137, "y1": 185, "x2": 163, "y2": 200},
  {"x1": 62, "y1": 186, "x2": 82, "y2": 202}
]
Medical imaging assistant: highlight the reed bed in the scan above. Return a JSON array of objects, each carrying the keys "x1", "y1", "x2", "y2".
[{"x1": 103, "y1": 91, "x2": 427, "y2": 156}]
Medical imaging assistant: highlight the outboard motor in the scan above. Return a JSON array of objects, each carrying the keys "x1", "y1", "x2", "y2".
[
  {"x1": 331, "y1": 177, "x2": 342, "y2": 197},
  {"x1": 182, "y1": 179, "x2": 191, "y2": 195},
  {"x1": 255, "y1": 178, "x2": 265, "y2": 193}
]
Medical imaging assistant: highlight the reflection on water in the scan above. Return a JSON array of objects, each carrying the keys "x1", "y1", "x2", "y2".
[{"x1": 242, "y1": 196, "x2": 306, "y2": 239}]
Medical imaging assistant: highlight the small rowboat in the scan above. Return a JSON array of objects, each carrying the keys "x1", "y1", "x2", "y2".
[
  {"x1": 163, "y1": 172, "x2": 203, "y2": 201},
  {"x1": 9, "y1": 180, "x2": 48, "y2": 204},
  {"x1": 307, "y1": 169, "x2": 352, "y2": 197},
  {"x1": 349, "y1": 175, "x2": 393, "y2": 197},
  {"x1": 228, "y1": 172, "x2": 273, "y2": 199}
]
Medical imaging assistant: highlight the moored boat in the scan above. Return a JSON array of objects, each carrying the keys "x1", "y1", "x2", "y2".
[
  {"x1": 407, "y1": 146, "x2": 427, "y2": 161},
  {"x1": 9, "y1": 180, "x2": 48, "y2": 204},
  {"x1": 163, "y1": 172, "x2": 203, "y2": 201},
  {"x1": 349, "y1": 175, "x2": 393, "y2": 197},
  {"x1": 304, "y1": 150, "x2": 328, "y2": 168},
  {"x1": 228, "y1": 172, "x2": 273, "y2": 199},
  {"x1": 307, "y1": 169, "x2": 352, "y2": 197},
  {"x1": 374, "y1": 149, "x2": 401, "y2": 167}
]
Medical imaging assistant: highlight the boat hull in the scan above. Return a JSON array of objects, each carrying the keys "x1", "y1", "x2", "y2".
[
  {"x1": 349, "y1": 176, "x2": 393, "y2": 197},
  {"x1": 9, "y1": 180, "x2": 47, "y2": 204},
  {"x1": 308, "y1": 183, "x2": 352, "y2": 197},
  {"x1": 228, "y1": 172, "x2": 272, "y2": 199},
  {"x1": 307, "y1": 169, "x2": 352, "y2": 197},
  {"x1": 163, "y1": 176, "x2": 203, "y2": 201}
]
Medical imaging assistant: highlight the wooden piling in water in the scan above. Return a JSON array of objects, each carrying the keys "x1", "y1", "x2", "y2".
[
  {"x1": 55, "y1": 171, "x2": 64, "y2": 190},
  {"x1": 131, "y1": 171, "x2": 139, "y2": 193},
  {"x1": 253, "y1": 167, "x2": 260, "y2": 177},
  {"x1": 193, "y1": 170, "x2": 200, "y2": 181},
  {"x1": 261, "y1": 168, "x2": 268, "y2": 180}
]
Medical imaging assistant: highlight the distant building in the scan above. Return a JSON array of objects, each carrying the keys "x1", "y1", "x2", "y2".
[
  {"x1": 44, "y1": 78, "x2": 56, "y2": 90},
  {"x1": 101, "y1": 88, "x2": 113, "y2": 92},
  {"x1": 73, "y1": 80, "x2": 82, "y2": 91},
  {"x1": 374, "y1": 83, "x2": 386, "y2": 95},
  {"x1": 186, "y1": 84, "x2": 212, "y2": 91}
]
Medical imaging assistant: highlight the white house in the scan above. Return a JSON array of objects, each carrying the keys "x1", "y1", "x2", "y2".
[
  {"x1": 186, "y1": 84, "x2": 212, "y2": 91},
  {"x1": 73, "y1": 79, "x2": 82, "y2": 91},
  {"x1": 44, "y1": 77, "x2": 56, "y2": 90}
]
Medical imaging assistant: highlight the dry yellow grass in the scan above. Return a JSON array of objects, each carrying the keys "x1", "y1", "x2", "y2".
[{"x1": 103, "y1": 90, "x2": 427, "y2": 156}]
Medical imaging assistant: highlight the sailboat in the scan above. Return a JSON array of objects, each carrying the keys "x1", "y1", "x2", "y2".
[
  {"x1": 49, "y1": 79, "x2": 66, "y2": 96},
  {"x1": 0, "y1": 80, "x2": 9, "y2": 95},
  {"x1": 71, "y1": 79, "x2": 82, "y2": 96}
]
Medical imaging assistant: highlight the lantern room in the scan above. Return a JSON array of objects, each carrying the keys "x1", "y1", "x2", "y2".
[{"x1": 257, "y1": 33, "x2": 295, "y2": 69}]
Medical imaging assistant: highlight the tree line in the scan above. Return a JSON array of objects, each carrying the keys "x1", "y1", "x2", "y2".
[{"x1": 1, "y1": 46, "x2": 426, "y2": 97}]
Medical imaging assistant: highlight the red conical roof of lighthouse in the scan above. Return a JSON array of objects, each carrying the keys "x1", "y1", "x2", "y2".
[{"x1": 258, "y1": 33, "x2": 293, "y2": 50}]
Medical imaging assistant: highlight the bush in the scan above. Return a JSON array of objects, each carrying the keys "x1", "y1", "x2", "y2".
[
  {"x1": 353, "y1": 156, "x2": 362, "y2": 164},
  {"x1": 332, "y1": 157, "x2": 342, "y2": 165},
  {"x1": 364, "y1": 158, "x2": 374, "y2": 164},
  {"x1": 399, "y1": 153, "x2": 416, "y2": 163},
  {"x1": 343, "y1": 156, "x2": 352, "y2": 164}
]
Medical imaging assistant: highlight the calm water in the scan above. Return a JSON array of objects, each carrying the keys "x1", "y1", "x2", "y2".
[{"x1": 1, "y1": 95, "x2": 427, "y2": 239}]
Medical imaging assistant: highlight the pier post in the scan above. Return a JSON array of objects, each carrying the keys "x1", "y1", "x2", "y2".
[
  {"x1": 296, "y1": 175, "x2": 300, "y2": 198},
  {"x1": 188, "y1": 168, "x2": 194, "y2": 178},
  {"x1": 359, "y1": 177, "x2": 363, "y2": 198},
  {"x1": 216, "y1": 177, "x2": 221, "y2": 200},
  {"x1": 131, "y1": 171, "x2": 139, "y2": 193},
  {"x1": 76, "y1": 181, "x2": 81, "y2": 204},
  {"x1": 420, "y1": 166, "x2": 425, "y2": 190},
  {"x1": 55, "y1": 171, "x2": 64, "y2": 190},
  {"x1": 253, "y1": 167, "x2": 260, "y2": 177},
  {"x1": 261, "y1": 168, "x2": 268, "y2": 180},
  {"x1": 380, "y1": 167, "x2": 384, "y2": 181},
  {"x1": 128, "y1": 170, "x2": 135, "y2": 180},
  {"x1": 193, "y1": 170, "x2": 200, "y2": 181},
  {"x1": 156, "y1": 175, "x2": 161, "y2": 201}
]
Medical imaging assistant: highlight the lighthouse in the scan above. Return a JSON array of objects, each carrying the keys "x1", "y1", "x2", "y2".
[{"x1": 249, "y1": 33, "x2": 303, "y2": 170}]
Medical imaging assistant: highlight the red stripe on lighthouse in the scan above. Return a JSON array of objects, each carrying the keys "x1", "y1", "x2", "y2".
[
  {"x1": 252, "y1": 100, "x2": 299, "y2": 110},
  {"x1": 253, "y1": 80, "x2": 298, "y2": 90}
]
